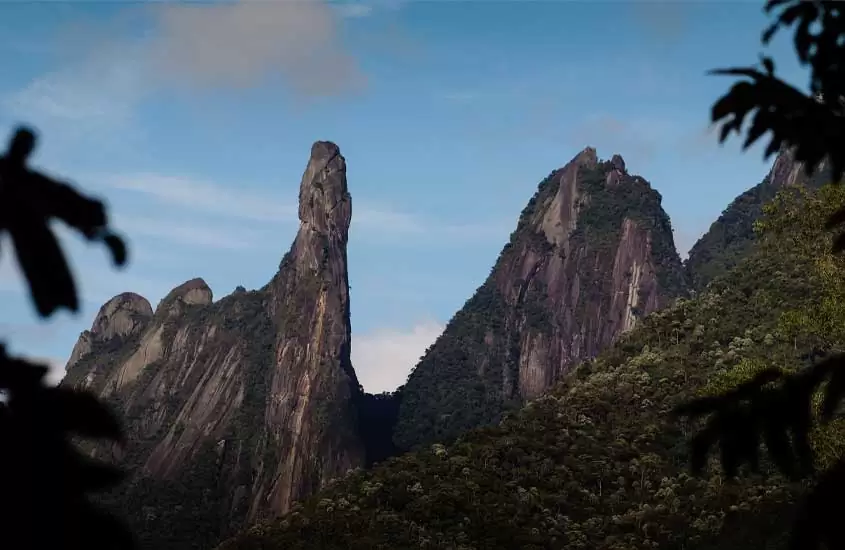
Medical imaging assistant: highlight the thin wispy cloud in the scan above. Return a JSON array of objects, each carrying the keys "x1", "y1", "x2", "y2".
[
  {"x1": 94, "y1": 172, "x2": 508, "y2": 244},
  {"x1": 567, "y1": 113, "x2": 682, "y2": 163},
  {"x1": 102, "y1": 173, "x2": 298, "y2": 223},
  {"x1": 1, "y1": 0, "x2": 370, "y2": 139},
  {"x1": 117, "y1": 214, "x2": 274, "y2": 251},
  {"x1": 147, "y1": 0, "x2": 366, "y2": 95},
  {"x1": 1, "y1": 45, "x2": 150, "y2": 142},
  {"x1": 334, "y1": 3, "x2": 375, "y2": 19},
  {"x1": 438, "y1": 91, "x2": 480, "y2": 103}
]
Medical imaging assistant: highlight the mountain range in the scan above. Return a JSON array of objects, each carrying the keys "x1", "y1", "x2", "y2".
[{"x1": 61, "y1": 139, "x2": 830, "y2": 549}]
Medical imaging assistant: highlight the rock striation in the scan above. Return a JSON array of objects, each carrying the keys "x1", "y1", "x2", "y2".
[
  {"x1": 62, "y1": 141, "x2": 364, "y2": 549},
  {"x1": 393, "y1": 148, "x2": 686, "y2": 450}
]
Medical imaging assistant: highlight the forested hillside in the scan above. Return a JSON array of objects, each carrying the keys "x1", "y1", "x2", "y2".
[
  {"x1": 218, "y1": 182, "x2": 845, "y2": 550},
  {"x1": 684, "y1": 147, "x2": 829, "y2": 291}
]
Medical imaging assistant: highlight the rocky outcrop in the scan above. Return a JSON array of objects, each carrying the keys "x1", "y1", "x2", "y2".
[
  {"x1": 685, "y1": 145, "x2": 832, "y2": 291},
  {"x1": 393, "y1": 148, "x2": 686, "y2": 450},
  {"x1": 64, "y1": 292, "x2": 153, "y2": 391},
  {"x1": 62, "y1": 141, "x2": 364, "y2": 550}
]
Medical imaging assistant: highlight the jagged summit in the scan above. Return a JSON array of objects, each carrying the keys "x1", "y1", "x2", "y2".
[
  {"x1": 61, "y1": 140, "x2": 364, "y2": 548},
  {"x1": 610, "y1": 153, "x2": 626, "y2": 173},
  {"x1": 284, "y1": 141, "x2": 352, "y2": 276},
  {"x1": 298, "y1": 140, "x2": 351, "y2": 238},
  {"x1": 66, "y1": 292, "x2": 154, "y2": 371},
  {"x1": 91, "y1": 292, "x2": 153, "y2": 337},
  {"x1": 573, "y1": 145, "x2": 598, "y2": 166},
  {"x1": 154, "y1": 277, "x2": 213, "y2": 317},
  {"x1": 393, "y1": 147, "x2": 685, "y2": 450}
]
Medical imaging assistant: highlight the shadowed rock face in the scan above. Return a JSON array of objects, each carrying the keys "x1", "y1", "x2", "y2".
[
  {"x1": 684, "y1": 144, "x2": 832, "y2": 291},
  {"x1": 62, "y1": 141, "x2": 364, "y2": 548},
  {"x1": 393, "y1": 148, "x2": 686, "y2": 450}
]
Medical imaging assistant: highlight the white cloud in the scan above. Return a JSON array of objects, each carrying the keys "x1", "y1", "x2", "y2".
[
  {"x1": 352, "y1": 320, "x2": 444, "y2": 393},
  {"x1": 1, "y1": 0, "x2": 368, "y2": 138},
  {"x1": 146, "y1": 0, "x2": 366, "y2": 95}
]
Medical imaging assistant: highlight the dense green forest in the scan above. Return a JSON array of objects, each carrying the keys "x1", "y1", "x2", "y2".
[{"x1": 217, "y1": 181, "x2": 845, "y2": 549}]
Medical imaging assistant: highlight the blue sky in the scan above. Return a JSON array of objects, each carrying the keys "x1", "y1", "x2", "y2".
[{"x1": 0, "y1": 0, "x2": 809, "y2": 391}]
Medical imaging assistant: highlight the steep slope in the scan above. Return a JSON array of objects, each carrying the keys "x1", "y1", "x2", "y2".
[
  {"x1": 684, "y1": 146, "x2": 829, "y2": 291},
  {"x1": 63, "y1": 141, "x2": 364, "y2": 549},
  {"x1": 217, "y1": 177, "x2": 845, "y2": 550},
  {"x1": 393, "y1": 148, "x2": 686, "y2": 451}
]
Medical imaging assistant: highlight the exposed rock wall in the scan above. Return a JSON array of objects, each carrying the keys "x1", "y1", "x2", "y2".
[
  {"x1": 393, "y1": 148, "x2": 685, "y2": 450},
  {"x1": 62, "y1": 142, "x2": 364, "y2": 548}
]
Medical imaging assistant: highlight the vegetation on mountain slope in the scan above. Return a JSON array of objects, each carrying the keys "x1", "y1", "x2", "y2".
[
  {"x1": 677, "y1": 1, "x2": 845, "y2": 546},
  {"x1": 218, "y1": 180, "x2": 845, "y2": 550},
  {"x1": 88, "y1": 290, "x2": 279, "y2": 550},
  {"x1": 394, "y1": 158, "x2": 685, "y2": 452},
  {"x1": 683, "y1": 158, "x2": 829, "y2": 293},
  {"x1": 684, "y1": 176, "x2": 781, "y2": 292}
]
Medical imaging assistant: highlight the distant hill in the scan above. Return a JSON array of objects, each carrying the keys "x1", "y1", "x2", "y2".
[{"x1": 684, "y1": 146, "x2": 830, "y2": 291}]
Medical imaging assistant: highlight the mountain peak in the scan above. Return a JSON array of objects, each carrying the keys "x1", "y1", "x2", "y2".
[
  {"x1": 65, "y1": 292, "x2": 153, "y2": 371},
  {"x1": 157, "y1": 277, "x2": 213, "y2": 312},
  {"x1": 574, "y1": 146, "x2": 598, "y2": 166},
  {"x1": 610, "y1": 154, "x2": 626, "y2": 173},
  {"x1": 298, "y1": 140, "x2": 351, "y2": 239},
  {"x1": 91, "y1": 292, "x2": 152, "y2": 341}
]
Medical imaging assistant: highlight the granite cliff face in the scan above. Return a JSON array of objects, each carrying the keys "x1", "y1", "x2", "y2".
[
  {"x1": 393, "y1": 148, "x2": 686, "y2": 450},
  {"x1": 62, "y1": 142, "x2": 364, "y2": 549},
  {"x1": 685, "y1": 146, "x2": 831, "y2": 291}
]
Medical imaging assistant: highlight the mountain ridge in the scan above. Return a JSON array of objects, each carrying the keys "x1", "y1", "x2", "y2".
[
  {"x1": 61, "y1": 142, "x2": 818, "y2": 549},
  {"x1": 216, "y1": 154, "x2": 845, "y2": 550}
]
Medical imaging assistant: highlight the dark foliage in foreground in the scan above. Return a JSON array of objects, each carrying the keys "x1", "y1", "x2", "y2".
[
  {"x1": 0, "y1": 126, "x2": 134, "y2": 548},
  {"x1": 676, "y1": 1, "x2": 845, "y2": 548}
]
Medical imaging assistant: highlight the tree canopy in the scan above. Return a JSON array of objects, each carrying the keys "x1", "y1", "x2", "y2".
[{"x1": 676, "y1": 2, "x2": 845, "y2": 548}]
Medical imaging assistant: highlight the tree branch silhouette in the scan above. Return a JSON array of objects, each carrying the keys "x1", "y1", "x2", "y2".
[
  {"x1": 0, "y1": 125, "x2": 135, "y2": 549},
  {"x1": 675, "y1": 1, "x2": 845, "y2": 548}
]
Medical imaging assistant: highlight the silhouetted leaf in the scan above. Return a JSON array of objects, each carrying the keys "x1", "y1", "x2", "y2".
[
  {"x1": 0, "y1": 126, "x2": 130, "y2": 318},
  {"x1": 0, "y1": 124, "x2": 135, "y2": 548},
  {"x1": 9, "y1": 219, "x2": 78, "y2": 317},
  {"x1": 103, "y1": 231, "x2": 128, "y2": 267},
  {"x1": 47, "y1": 388, "x2": 125, "y2": 443},
  {"x1": 66, "y1": 451, "x2": 127, "y2": 492}
]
